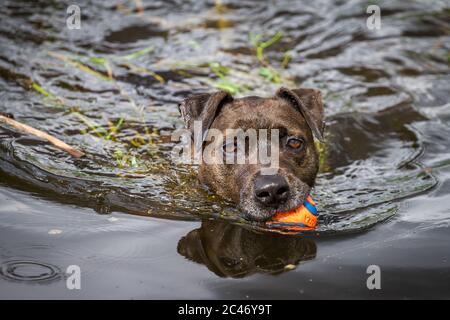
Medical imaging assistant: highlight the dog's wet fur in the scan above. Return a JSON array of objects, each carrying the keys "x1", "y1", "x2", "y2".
[{"x1": 179, "y1": 87, "x2": 325, "y2": 222}]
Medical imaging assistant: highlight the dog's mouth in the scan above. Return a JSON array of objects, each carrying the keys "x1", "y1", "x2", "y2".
[
  {"x1": 268, "y1": 196, "x2": 317, "y2": 223},
  {"x1": 241, "y1": 200, "x2": 305, "y2": 222},
  {"x1": 240, "y1": 195, "x2": 319, "y2": 233}
]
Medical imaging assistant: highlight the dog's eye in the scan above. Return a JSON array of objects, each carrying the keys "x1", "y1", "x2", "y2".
[{"x1": 286, "y1": 137, "x2": 304, "y2": 150}]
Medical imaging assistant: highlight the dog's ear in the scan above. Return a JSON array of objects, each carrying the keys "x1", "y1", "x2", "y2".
[
  {"x1": 179, "y1": 91, "x2": 233, "y2": 138},
  {"x1": 276, "y1": 87, "x2": 325, "y2": 141}
]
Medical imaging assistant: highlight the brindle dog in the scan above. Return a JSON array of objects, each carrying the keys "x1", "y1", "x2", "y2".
[{"x1": 179, "y1": 87, "x2": 325, "y2": 221}]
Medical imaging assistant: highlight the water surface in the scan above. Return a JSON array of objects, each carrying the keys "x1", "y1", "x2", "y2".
[{"x1": 0, "y1": 0, "x2": 449, "y2": 298}]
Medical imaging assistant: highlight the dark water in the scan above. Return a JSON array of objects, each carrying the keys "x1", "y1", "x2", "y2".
[{"x1": 0, "y1": 0, "x2": 449, "y2": 298}]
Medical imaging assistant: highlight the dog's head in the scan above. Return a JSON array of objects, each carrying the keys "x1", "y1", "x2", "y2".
[{"x1": 179, "y1": 87, "x2": 325, "y2": 221}]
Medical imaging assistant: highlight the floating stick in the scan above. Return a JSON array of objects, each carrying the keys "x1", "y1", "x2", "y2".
[{"x1": 0, "y1": 114, "x2": 85, "y2": 158}]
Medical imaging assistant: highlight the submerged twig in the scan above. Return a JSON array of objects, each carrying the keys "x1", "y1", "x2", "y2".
[{"x1": 0, "y1": 114, "x2": 85, "y2": 158}]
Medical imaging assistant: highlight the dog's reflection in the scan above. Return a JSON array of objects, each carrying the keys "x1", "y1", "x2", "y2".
[{"x1": 177, "y1": 220, "x2": 317, "y2": 278}]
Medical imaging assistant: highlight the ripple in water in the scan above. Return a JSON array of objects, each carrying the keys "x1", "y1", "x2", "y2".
[{"x1": 0, "y1": 260, "x2": 61, "y2": 283}]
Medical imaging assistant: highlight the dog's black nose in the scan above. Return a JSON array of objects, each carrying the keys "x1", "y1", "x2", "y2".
[{"x1": 254, "y1": 175, "x2": 290, "y2": 207}]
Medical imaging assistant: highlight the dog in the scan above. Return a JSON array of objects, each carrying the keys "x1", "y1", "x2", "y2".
[{"x1": 179, "y1": 87, "x2": 325, "y2": 222}]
